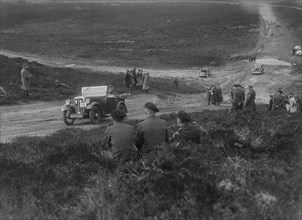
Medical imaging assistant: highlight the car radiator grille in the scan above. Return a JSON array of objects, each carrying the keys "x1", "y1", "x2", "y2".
[{"x1": 75, "y1": 98, "x2": 85, "y2": 114}]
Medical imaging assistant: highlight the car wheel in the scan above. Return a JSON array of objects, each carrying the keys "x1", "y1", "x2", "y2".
[
  {"x1": 117, "y1": 104, "x2": 126, "y2": 113},
  {"x1": 89, "y1": 106, "x2": 101, "y2": 124},
  {"x1": 63, "y1": 110, "x2": 75, "y2": 125}
]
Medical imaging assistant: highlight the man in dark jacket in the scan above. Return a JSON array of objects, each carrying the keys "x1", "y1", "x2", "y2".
[
  {"x1": 244, "y1": 85, "x2": 256, "y2": 112},
  {"x1": 169, "y1": 111, "x2": 201, "y2": 145},
  {"x1": 229, "y1": 84, "x2": 244, "y2": 114},
  {"x1": 136, "y1": 102, "x2": 168, "y2": 154},
  {"x1": 272, "y1": 90, "x2": 288, "y2": 111},
  {"x1": 102, "y1": 110, "x2": 137, "y2": 164}
]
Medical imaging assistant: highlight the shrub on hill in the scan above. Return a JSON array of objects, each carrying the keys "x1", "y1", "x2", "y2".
[{"x1": 0, "y1": 110, "x2": 301, "y2": 219}]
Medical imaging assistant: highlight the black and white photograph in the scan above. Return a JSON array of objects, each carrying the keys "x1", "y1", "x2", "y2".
[{"x1": 0, "y1": 0, "x2": 301, "y2": 219}]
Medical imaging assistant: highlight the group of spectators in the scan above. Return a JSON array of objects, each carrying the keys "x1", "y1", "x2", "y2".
[
  {"x1": 206, "y1": 84, "x2": 223, "y2": 105},
  {"x1": 124, "y1": 68, "x2": 150, "y2": 93},
  {"x1": 101, "y1": 102, "x2": 202, "y2": 165},
  {"x1": 228, "y1": 84, "x2": 256, "y2": 113},
  {"x1": 268, "y1": 90, "x2": 301, "y2": 113}
]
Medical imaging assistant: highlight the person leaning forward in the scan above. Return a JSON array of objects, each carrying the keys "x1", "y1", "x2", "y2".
[
  {"x1": 102, "y1": 110, "x2": 137, "y2": 164},
  {"x1": 135, "y1": 102, "x2": 168, "y2": 154}
]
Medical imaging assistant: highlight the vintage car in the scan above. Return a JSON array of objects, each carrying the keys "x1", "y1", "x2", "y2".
[
  {"x1": 199, "y1": 67, "x2": 211, "y2": 78},
  {"x1": 252, "y1": 64, "x2": 264, "y2": 75},
  {"x1": 61, "y1": 85, "x2": 128, "y2": 125}
]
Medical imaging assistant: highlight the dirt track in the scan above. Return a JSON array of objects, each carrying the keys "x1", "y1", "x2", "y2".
[{"x1": 0, "y1": 92, "x2": 227, "y2": 143}]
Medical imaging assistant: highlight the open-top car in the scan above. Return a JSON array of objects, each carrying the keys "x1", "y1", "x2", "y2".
[
  {"x1": 199, "y1": 67, "x2": 211, "y2": 78},
  {"x1": 252, "y1": 64, "x2": 264, "y2": 75},
  {"x1": 61, "y1": 85, "x2": 128, "y2": 125}
]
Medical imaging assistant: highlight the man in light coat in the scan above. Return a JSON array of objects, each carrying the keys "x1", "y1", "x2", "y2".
[
  {"x1": 20, "y1": 64, "x2": 32, "y2": 97},
  {"x1": 142, "y1": 72, "x2": 150, "y2": 94}
]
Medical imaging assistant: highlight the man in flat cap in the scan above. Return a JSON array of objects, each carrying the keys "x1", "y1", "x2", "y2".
[
  {"x1": 102, "y1": 109, "x2": 137, "y2": 164},
  {"x1": 135, "y1": 102, "x2": 168, "y2": 155},
  {"x1": 272, "y1": 89, "x2": 288, "y2": 111},
  {"x1": 169, "y1": 111, "x2": 201, "y2": 145},
  {"x1": 244, "y1": 85, "x2": 256, "y2": 112}
]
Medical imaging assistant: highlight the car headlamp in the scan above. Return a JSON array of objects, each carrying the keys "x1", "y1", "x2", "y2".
[
  {"x1": 65, "y1": 100, "x2": 71, "y2": 105},
  {"x1": 85, "y1": 98, "x2": 90, "y2": 104}
]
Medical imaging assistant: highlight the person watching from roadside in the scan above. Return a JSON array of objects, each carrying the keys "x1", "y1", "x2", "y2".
[
  {"x1": 102, "y1": 109, "x2": 137, "y2": 164},
  {"x1": 169, "y1": 111, "x2": 201, "y2": 146},
  {"x1": 228, "y1": 84, "x2": 244, "y2": 114},
  {"x1": 272, "y1": 89, "x2": 288, "y2": 111},
  {"x1": 135, "y1": 102, "x2": 168, "y2": 155},
  {"x1": 244, "y1": 85, "x2": 256, "y2": 112},
  {"x1": 20, "y1": 63, "x2": 32, "y2": 97}
]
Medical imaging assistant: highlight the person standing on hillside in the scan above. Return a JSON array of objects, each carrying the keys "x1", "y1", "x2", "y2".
[
  {"x1": 135, "y1": 102, "x2": 168, "y2": 156},
  {"x1": 286, "y1": 93, "x2": 297, "y2": 113},
  {"x1": 206, "y1": 85, "x2": 213, "y2": 105},
  {"x1": 20, "y1": 63, "x2": 32, "y2": 97},
  {"x1": 125, "y1": 70, "x2": 131, "y2": 88},
  {"x1": 169, "y1": 111, "x2": 201, "y2": 145},
  {"x1": 239, "y1": 85, "x2": 245, "y2": 110},
  {"x1": 142, "y1": 72, "x2": 150, "y2": 94},
  {"x1": 102, "y1": 110, "x2": 137, "y2": 164},
  {"x1": 272, "y1": 90, "x2": 288, "y2": 111},
  {"x1": 216, "y1": 84, "x2": 223, "y2": 105},
  {"x1": 244, "y1": 85, "x2": 256, "y2": 112},
  {"x1": 229, "y1": 84, "x2": 244, "y2": 114}
]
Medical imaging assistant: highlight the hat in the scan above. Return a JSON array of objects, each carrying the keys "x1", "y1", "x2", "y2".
[
  {"x1": 111, "y1": 109, "x2": 127, "y2": 119},
  {"x1": 177, "y1": 111, "x2": 192, "y2": 123},
  {"x1": 248, "y1": 85, "x2": 253, "y2": 88},
  {"x1": 144, "y1": 102, "x2": 159, "y2": 112}
]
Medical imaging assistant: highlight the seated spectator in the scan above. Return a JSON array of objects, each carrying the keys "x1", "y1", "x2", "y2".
[
  {"x1": 102, "y1": 110, "x2": 137, "y2": 164},
  {"x1": 169, "y1": 111, "x2": 201, "y2": 145}
]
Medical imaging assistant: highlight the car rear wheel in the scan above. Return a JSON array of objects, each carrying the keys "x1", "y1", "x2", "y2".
[
  {"x1": 117, "y1": 104, "x2": 127, "y2": 113},
  {"x1": 63, "y1": 110, "x2": 75, "y2": 125},
  {"x1": 89, "y1": 106, "x2": 101, "y2": 124}
]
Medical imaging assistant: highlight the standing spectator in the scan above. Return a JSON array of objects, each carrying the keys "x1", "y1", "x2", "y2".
[
  {"x1": 212, "y1": 85, "x2": 218, "y2": 105},
  {"x1": 102, "y1": 110, "x2": 137, "y2": 164},
  {"x1": 216, "y1": 84, "x2": 223, "y2": 105},
  {"x1": 169, "y1": 111, "x2": 201, "y2": 145},
  {"x1": 268, "y1": 94, "x2": 274, "y2": 111},
  {"x1": 286, "y1": 93, "x2": 297, "y2": 113},
  {"x1": 239, "y1": 85, "x2": 245, "y2": 110},
  {"x1": 20, "y1": 63, "x2": 32, "y2": 97},
  {"x1": 229, "y1": 84, "x2": 244, "y2": 114},
  {"x1": 132, "y1": 71, "x2": 137, "y2": 88},
  {"x1": 125, "y1": 70, "x2": 131, "y2": 88},
  {"x1": 135, "y1": 102, "x2": 168, "y2": 155},
  {"x1": 206, "y1": 85, "x2": 213, "y2": 105},
  {"x1": 142, "y1": 72, "x2": 150, "y2": 94},
  {"x1": 244, "y1": 85, "x2": 256, "y2": 112},
  {"x1": 173, "y1": 78, "x2": 179, "y2": 89},
  {"x1": 272, "y1": 90, "x2": 288, "y2": 111}
]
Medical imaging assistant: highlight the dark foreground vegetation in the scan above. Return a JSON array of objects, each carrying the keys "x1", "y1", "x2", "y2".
[
  {"x1": 1, "y1": 110, "x2": 301, "y2": 220},
  {"x1": 0, "y1": 55, "x2": 201, "y2": 105}
]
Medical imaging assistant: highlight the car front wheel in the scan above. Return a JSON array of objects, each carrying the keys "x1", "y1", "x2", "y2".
[
  {"x1": 63, "y1": 110, "x2": 75, "y2": 125},
  {"x1": 89, "y1": 106, "x2": 101, "y2": 124}
]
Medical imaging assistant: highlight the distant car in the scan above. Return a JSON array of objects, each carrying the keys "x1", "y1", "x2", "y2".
[
  {"x1": 252, "y1": 64, "x2": 264, "y2": 75},
  {"x1": 291, "y1": 45, "x2": 302, "y2": 56},
  {"x1": 199, "y1": 67, "x2": 211, "y2": 78},
  {"x1": 61, "y1": 85, "x2": 128, "y2": 125}
]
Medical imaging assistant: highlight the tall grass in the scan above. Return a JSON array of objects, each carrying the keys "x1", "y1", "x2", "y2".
[{"x1": 0, "y1": 110, "x2": 301, "y2": 220}]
